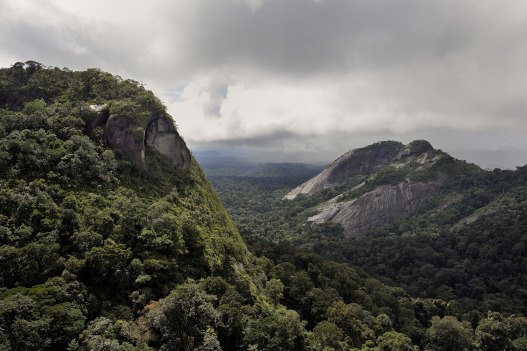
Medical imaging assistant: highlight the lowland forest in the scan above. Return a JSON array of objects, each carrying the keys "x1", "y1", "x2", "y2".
[{"x1": 0, "y1": 61, "x2": 526, "y2": 351}]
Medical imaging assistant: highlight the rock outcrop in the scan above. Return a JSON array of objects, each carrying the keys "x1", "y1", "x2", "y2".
[
  {"x1": 284, "y1": 141, "x2": 403, "y2": 200},
  {"x1": 308, "y1": 174, "x2": 447, "y2": 238},
  {"x1": 145, "y1": 117, "x2": 191, "y2": 169},
  {"x1": 103, "y1": 115, "x2": 146, "y2": 164},
  {"x1": 87, "y1": 106, "x2": 191, "y2": 170}
]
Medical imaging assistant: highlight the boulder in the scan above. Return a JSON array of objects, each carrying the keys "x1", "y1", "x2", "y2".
[
  {"x1": 103, "y1": 115, "x2": 145, "y2": 163},
  {"x1": 89, "y1": 104, "x2": 191, "y2": 170}
]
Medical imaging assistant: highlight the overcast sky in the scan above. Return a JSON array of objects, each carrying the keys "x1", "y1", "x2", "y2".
[{"x1": 2, "y1": 0, "x2": 527, "y2": 169}]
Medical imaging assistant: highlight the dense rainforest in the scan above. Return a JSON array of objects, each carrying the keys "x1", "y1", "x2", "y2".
[
  {"x1": 0, "y1": 61, "x2": 526, "y2": 350},
  {"x1": 206, "y1": 145, "x2": 527, "y2": 350}
]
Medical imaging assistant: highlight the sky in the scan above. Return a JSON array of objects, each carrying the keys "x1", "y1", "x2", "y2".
[{"x1": 1, "y1": 0, "x2": 527, "y2": 169}]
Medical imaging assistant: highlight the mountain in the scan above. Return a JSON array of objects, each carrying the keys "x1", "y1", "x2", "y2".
[
  {"x1": 286, "y1": 140, "x2": 474, "y2": 238},
  {"x1": 0, "y1": 62, "x2": 252, "y2": 350},
  {"x1": 284, "y1": 141, "x2": 404, "y2": 200},
  {"x1": 208, "y1": 137, "x2": 527, "y2": 318},
  {"x1": 3, "y1": 62, "x2": 527, "y2": 351}
]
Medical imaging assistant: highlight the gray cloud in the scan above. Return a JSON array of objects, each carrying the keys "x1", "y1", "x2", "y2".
[
  {"x1": 155, "y1": 0, "x2": 467, "y2": 78},
  {"x1": 2, "y1": 0, "x2": 527, "y2": 169},
  {"x1": 202, "y1": 82, "x2": 229, "y2": 117}
]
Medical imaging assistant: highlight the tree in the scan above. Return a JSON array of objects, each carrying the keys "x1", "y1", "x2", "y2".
[
  {"x1": 146, "y1": 281, "x2": 219, "y2": 351},
  {"x1": 265, "y1": 278, "x2": 284, "y2": 306},
  {"x1": 82, "y1": 238, "x2": 132, "y2": 289},
  {"x1": 217, "y1": 289, "x2": 251, "y2": 350},
  {"x1": 426, "y1": 316, "x2": 473, "y2": 351},
  {"x1": 308, "y1": 320, "x2": 346, "y2": 351},
  {"x1": 473, "y1": 312, "x2": 511, "y2": 351},
  {"x1": 326, "y1": 300, "x2": 375, "y2": 348},
  {"x1": 244, "y1": 306, "x2": 306, "y2": 351},
  {"x1": 377, "y1": 331, "x2": 418, "y2": 351}
]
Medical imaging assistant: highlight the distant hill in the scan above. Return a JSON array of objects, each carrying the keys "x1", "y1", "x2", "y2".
[
  {"x1": 209, "y1": 138, "x2": 527, "y2": 318},
  {"x1": 286, "y1": 139, "x2": 482, "y2": 238},
  {"x1": 193, "y1": 149, "x2": 257, "y2": 171}
]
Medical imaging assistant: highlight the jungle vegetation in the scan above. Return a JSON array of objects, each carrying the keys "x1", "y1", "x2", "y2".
[{"x1": 0, "y1": 61, "x2": 526, "y2": 350}]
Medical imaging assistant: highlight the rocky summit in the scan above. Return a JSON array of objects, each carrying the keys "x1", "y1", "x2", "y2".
[
  {"x1": 284, "y1": 141, "x2": 403, "y2": 200},
  {"x1": 286, "y1": 140, "x2": 471, "y2": 238}
]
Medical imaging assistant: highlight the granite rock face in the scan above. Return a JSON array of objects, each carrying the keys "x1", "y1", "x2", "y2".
[
  {"x1": 145, "y1": 117, "x2": 191, "y2": 169},
  {"x1": 308, "y1": 174, "x2": 447, "y2": 238},
  {"x1": 103, "y1": 115, "x2": 145, "y2": 164},
  {"x1": 284, "y1": 143, "x2": 402, "y2": 200},
  {"x1": 88, "y1": 106, "x2": 191, "y2": 170}
]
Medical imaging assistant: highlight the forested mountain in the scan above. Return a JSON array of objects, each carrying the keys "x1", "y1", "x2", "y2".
[
  {"x1": 1, "y1": 62, "x2": 526, "y2": 351},
  {"x1": 208, "y1": 140, "x2": 527, "y2": 350}
]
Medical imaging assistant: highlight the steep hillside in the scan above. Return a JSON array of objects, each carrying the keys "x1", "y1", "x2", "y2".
[
  {"x1": 300, "y1": 140, "x2": 474, "y2": 237},
  {"x1": 284, "y1": 141, "x2": 403, "y2": 200},
  {"x1": 0, "y1": 62, "x2": 254, "y2": 350}
]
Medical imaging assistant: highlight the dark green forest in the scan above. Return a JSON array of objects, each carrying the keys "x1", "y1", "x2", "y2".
[
  {"x1": 207, "y1": 146, "x2": 527, "y2": 350},
  {"x1": 0, "y1": 61, "x2": 526, "y2": 350}
]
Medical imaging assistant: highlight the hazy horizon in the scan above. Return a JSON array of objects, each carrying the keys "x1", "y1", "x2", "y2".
[{"x1": 192, "y1": 140, "x2": 527, "y2": 171}]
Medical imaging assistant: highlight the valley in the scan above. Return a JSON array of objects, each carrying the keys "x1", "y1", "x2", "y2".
[
  {"x1": 202, "y1": 140, "x2": 527, "y2": 325},
  {"x1": 0, "y1": 62, "x2": 526, "y2": 350}
]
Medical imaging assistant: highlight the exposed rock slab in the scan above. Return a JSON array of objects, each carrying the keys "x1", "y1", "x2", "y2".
[
  {"x1": 451, "y1": 208, "x2": 498, "y2": 231},
  {"x1": 103, "y1": 115, "x2": 145, "y2": 163},
  {"x1": 145, "y1": 117, "x2": 191, "y2": 169},
  {"x1": 308, "y1": 175, "x2": 447, "y2": 238},
  {"x1": 89, "y1": 104, "x2": 191, "y2": 170},
  {"x1": 285, "y1": 144, "x2": 402, "y2": 200}
]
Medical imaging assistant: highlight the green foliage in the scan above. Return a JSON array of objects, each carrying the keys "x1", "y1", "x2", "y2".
[
  {"x1": 244, "y1": 306, "x2": 306, "y2": 351},
  {"x1": 110, "y1": 99, "x2": 151, "y2": 126},
  {"x1": 265, "y1": 278, "x2": 284, "y2": 306},
  {"x1": 426, "y1": 316, "x2": 473, "y2": 351},
  {"x1": 146, "y1": 281, "x2": 219, "y2": 351},
  {"x1": 406, "y1": 139, "x2": 434, "y2": 154},
  {"x1": 3, "y1": 62, "x2": 527, "y2": 350},
  {"x1": 0, "y1": 62, "x2": 255, "y2": 350},
  {"x1": 377, "y1": 331, "x2": 418, "y2": 351},
  {"x1": 308, "y1": 321, "x2": 346, "y2": 351}
]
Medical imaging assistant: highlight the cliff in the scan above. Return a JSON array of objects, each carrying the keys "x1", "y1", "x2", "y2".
[{"x1": 87, "y1": 105, "x2": 191, "y2": 169}]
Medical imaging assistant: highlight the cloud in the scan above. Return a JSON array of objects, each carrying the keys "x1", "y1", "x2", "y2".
[
  {"x1": 2, "y1": 0, "x2": 527, "y2": 169},
  {"x1": 202, "y1": 81, "x2": 229, "y2": 117}
]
